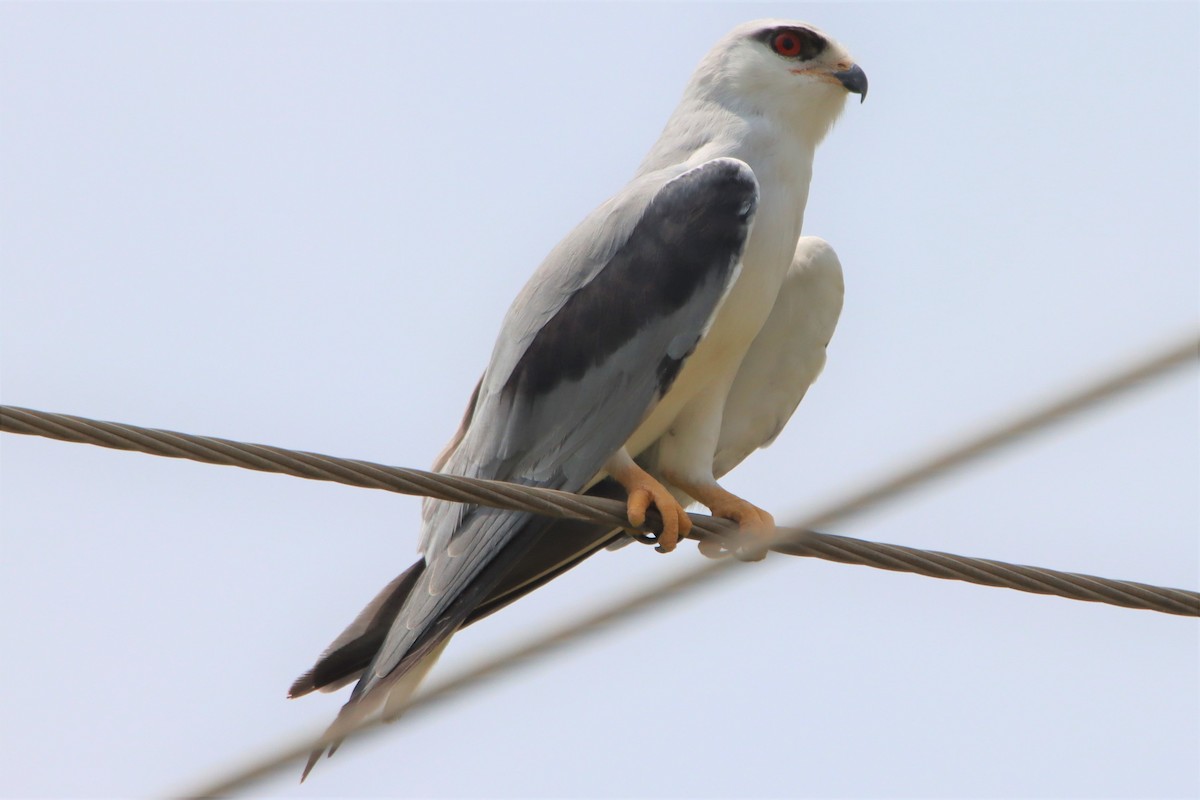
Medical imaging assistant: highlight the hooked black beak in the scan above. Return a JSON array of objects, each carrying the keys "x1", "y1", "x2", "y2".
[{"x1": 833, "y1": 64, "x2": 868, "y2": 103}]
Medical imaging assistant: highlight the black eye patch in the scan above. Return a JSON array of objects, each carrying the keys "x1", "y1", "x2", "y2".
[{"x1": 755, "y1": 26, "x2": 827, "y2": 61}]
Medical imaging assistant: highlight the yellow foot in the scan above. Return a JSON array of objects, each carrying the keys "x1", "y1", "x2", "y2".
[
  {"x1": 665, "y1": 477, "x2": 775, "y2": 562},
  {"x1": 606, "y1": 454, "x2": 692, "y2": 553},
  {"x1": 710, "y1": 496, "x2": 775, "y2": 562}
]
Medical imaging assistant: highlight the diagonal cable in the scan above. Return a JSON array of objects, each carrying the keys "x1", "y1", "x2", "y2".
[
  {"x1": 168, "y1": 332, "x2": 1200, "y2": 797},
  {"x1": 2, "y1": 334, "x2": 1197, "y2": 794}
]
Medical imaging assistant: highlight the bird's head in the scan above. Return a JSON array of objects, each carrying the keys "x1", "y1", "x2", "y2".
[{"x1": 694, "y1": 19, "x2": 866, "y2": 145}]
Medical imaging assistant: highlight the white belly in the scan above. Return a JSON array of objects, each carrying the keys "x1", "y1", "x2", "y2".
[{"x1": 623, "y1": 175, "x2": 805, "y2": 461}]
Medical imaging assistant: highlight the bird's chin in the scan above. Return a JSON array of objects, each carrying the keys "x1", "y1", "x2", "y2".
[{"x1": 786, "y1": 85, "x2": 849, "y2": 146}]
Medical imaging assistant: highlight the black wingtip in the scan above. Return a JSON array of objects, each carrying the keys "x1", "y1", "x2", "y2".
[{"x1": 288, "y1": 670, "x2": 317, "y2": 699}]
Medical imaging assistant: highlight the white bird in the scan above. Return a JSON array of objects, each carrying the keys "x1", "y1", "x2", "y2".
[{"x1": 291, "y1": 19, "x2": 864, "y2": 778}]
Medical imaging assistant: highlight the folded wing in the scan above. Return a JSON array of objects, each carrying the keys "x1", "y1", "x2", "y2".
[
  {"x1": 296, "y1": 158, "x2": 761, "y2": 775},
  {"x1": 291, "y1": 236, "x2": 844, "y2": 709}
]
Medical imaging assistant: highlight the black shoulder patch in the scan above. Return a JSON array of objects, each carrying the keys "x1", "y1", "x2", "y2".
[
  {"x1": 509, "y1": 159, "x2": 757, "y2": 398},
  {"x1": 656, "y1": 352, "x2": 686, "y2": 394}
]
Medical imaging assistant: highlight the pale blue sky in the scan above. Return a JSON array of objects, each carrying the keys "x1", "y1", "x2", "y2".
[{"x1": 2, "y1": 3, "x2": 1197, "y2": 797}]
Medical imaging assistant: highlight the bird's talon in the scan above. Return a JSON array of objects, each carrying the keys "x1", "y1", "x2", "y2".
[
  {"x1": 622, "y1": 485, "x2": 689, "y2": 554},
  {"x1": 625, "y1": 528, "x2": 658, "y2": 545},
  {"x1": 626, "y1": 489, "x2": 650, "y2": 529},
  {"x1": 697, "y1": 538, "x2": 731, "y2": 559},
  {"x1": 655, "y1": 532, "x2": 679, "y2": 554},
  {"x1": 698, "y1": 496, "x2": 774, "y2": 562},
  {"x1": 733, "y1": 540, "x2": 770, "y2": 562}
]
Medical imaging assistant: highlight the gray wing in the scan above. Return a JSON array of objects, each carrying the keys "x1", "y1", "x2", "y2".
[
  {"x1": 712, "y1": 236, "x2": 844, "y2": 478},
  {"x1": 363, "y1": 157, "x2": 761, "y2": 693},
  {"x1": 295, "y1": 243, "x2": 845, "y2": 704},
  {"x1": 288, "y1": 480, "x2": 631, "y2": 704},
  {"x1": 291, "y1": 238, "x2": 836, "y2": 722}
]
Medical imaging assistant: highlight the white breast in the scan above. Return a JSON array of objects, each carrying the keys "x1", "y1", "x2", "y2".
[{"x1": 622, "y1": 136, "x2": 812, "y2": 461}]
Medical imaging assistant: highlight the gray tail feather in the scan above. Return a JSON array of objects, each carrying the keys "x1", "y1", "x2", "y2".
[
  {"x1": 290, "y1": 480, "x2": 626, "y2": 700},
  {"x1": 299, "y1": 638, "x2": 451, "y2": 781},
  {"x1": 289, "y1": 560, "x2": 427, "y2": 699},
  {"x1": 292, "y1": 479, "x2": 628, "y2": 781}
]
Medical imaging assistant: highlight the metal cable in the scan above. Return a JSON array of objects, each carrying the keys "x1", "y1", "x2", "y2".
[
  {"x1": 4, "y1": 400, "x2": 1197, "y2": 616},
  {"x1": 0, "y1": 403, "x2": 738, "y2": 538},
  {"x1": 165, "y1": 333, "x2": 1200, "y2": 797},
  {"x1": 2, "y1": 334, "x2": 1197, "y2": 796},
  {"x1": 3, "y1": 333, "x2": 1198, "y2": 619}
]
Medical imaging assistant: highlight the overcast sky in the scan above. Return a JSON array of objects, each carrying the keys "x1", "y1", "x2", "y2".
[{"x1": 2, "y1": 2, "x2": 1197, "y2": 798}]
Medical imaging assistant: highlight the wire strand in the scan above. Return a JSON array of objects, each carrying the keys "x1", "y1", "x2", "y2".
[
  {"x1": 164, "y1": 331, "x2": 1200, "y2": 797},
  {"x1": 4, "y1": 338, "x2": 1198, "y2": 617},
  {"x1": 6, "y1": 398, "x2": 1197, "y2": 617},
  {"x1": 3, "y1": 333, "x2": 1196, "y2": 796},
  {"x1": 4, "y1": 334, "x2": 1198, "y2": 617}
]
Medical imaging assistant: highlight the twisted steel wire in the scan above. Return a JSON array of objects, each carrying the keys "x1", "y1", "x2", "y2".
[
  {"x1": 174, "y1": 530, "x2": 1199, "y2": 798},
  {"x1": 0, "y1": 404, "x2": 735, "y2": 541},
  {"x1": 3, "y1": 341, "x2": 1197, "y2": 617},
  {"x1": 4, "y1": 334, "x2": 1196, "y2": 797},
  {"x1": 160, "y1": 333, "x2": 1199, "y2": 796}
]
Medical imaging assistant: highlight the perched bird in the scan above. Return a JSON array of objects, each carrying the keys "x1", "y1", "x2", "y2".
[{"x1": 291, "y1": 19, "x2": 864, "y2": 778}]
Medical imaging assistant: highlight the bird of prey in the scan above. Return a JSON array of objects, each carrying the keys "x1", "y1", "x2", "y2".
[{"x1": 291, "y1": 19, "x2": 865, "y2": 778}]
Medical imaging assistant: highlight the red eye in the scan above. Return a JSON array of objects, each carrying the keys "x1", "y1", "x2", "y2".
[{"x1": 772, "y1": 32, "x2": 803, "y2": 58}]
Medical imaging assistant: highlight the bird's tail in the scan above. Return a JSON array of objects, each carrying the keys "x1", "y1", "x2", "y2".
[
  {"x1": 299, "y1": 637, "x2": 451, "y2": 781},
  {"x1": 290, "y1": 481, "x2": 630, "y2": 780},
  {"x1": 289, "y1": 560, "x2": 427, "y2": 699},
  {"x1": 289, "y1": 559, "x2": 438, "y2": 782}
]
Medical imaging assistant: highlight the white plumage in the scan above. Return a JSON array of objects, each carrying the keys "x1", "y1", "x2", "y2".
[
  {"x1": 293, "y1": 19, "x2": 864, "y2": 779},
  {"x1": 715, "y1": 236, "x2": 844, "y2": 478}
]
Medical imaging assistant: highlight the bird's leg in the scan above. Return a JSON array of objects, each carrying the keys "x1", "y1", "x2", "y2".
[
  {"x1": 604, "y1": 449, "x2": 692, "y2": 553},
  {"x1": 662, "y1": 473, "x2": 775, "y2": 561}
]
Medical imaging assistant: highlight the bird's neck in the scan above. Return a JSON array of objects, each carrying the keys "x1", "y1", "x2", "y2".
[{"x1": 636, "y1": 94, "x2": 823, "y2": 181}]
